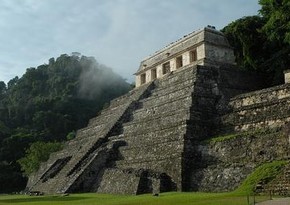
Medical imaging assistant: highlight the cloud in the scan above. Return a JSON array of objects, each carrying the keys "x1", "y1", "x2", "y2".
[{"x1": 0, "y1": 0, "x2": 260, "y2": 84}]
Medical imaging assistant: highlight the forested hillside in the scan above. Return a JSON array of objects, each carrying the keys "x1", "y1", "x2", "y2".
[{"x1": 0, "y1": 53, "x2": 131, "y2": 192}]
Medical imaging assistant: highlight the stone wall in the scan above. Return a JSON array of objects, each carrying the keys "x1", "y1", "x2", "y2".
[
  {"x1": 189, "y1": 80, "x2": 290, "y2": 192},
  {"x1": 221, "y1": 83, "x2": 290, "y2": 133},
  {"x1": 190, "y1": 129, "x2": 289, "y2": 192}
]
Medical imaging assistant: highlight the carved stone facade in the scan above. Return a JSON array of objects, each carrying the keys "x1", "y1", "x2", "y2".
[
  {"x1": 135, "y1": 27, "x2": 235, "y2": 87},
  {"x1": 26, "y1": 28, "x2": 290, "y2": 195}
]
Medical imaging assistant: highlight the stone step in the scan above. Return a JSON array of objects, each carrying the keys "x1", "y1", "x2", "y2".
[
  {"x1": 222, "y1": 109, "x2": 290, "y2": 130},
  {"x1": 151, "y1": 77, "x2": 195, "y2": 96},
  {"x1": 115, "y1": 154, "x2": 182, "y2": 171},
  {"x1": 222, "y1": 100, "x2": 290, "y2": 126},
  {"x1": 110, "y1": 123, "x2": 187, "y2": 144},
  {"x1": 221, "y1": 96, "x2": 290, "y2": 130},
  {"x1": 88, "y1": 113, "x2": 117, "y2": 127},
  {"x1": 90, "y1": 83, "x2": 154, "y2": 124},
  {"x1": 123, "y1": 109, "x2": 190, "y2": 133},
  {"x1": 122, "y1": 132, "x2": 185, "y2": 148},
  {"x1": 267, "y1": 163, "x2": 290, "y2": 196},
  {"x1": 156, "y1": 67, "x2": 196, "y2": 87},
  {"x1": 119, "y1": 140, "x2": 183, "y2": 161},
  {"x1": 108, "y1": 82, "x2": 153, "y2": 107},
  {"x1": 141, "y1": 85, "x2": 193, "y2": 106},
  {"x1": 229, "y1": 84, "x2": 290, "y2": 109},
  {"x1": 96, "y1": 168, "x2": 141, "y2": 195},
  {"x1": 99, "y1": 103, "x2": 130, "y2": 118},
  {"x1": 230, "y1": 96, "x2": 290, "y2": 112},
  {"x1": 76, "y1": 123, "x2": 108, "y2": 137},
  {"x1": 123, "y1": 118, "x2": 187, "y2": 136},
  {"x1": 225, "y1": 117, "x2": 290, "y2": 132},
  {"x1": 140, "y1": 92, "x2": 192, "y2": 108},
  {"x1": 130, "y1": 107, "x2": 190, "y2": 124},
  {"x1": 133, "y1": 100, "x2": 192, "y2": 121}
]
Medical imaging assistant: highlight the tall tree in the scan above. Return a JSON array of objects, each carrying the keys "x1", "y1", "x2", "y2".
[
  {"x1": 222, "y1": 1, "x2": 290, "y2": 84},
  {"x1": 222, "y1": 16, "x2": 267, "y2": 71},
  {"x1": 259, "y1": 0, "x2": 290, "y2": 44},
  {"x1": 259, "y1": 0, "x2": 290, "y2": 83}
]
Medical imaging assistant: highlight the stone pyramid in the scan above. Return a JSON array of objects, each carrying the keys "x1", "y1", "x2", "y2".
[{"x1": 27, "y1": 27, "x2": 290, "y2": 195}]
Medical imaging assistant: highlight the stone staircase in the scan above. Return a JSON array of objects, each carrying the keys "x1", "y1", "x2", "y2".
[
  {"x1": 27, "y1": 65, "x2": 201, "y2": 194},
  {"x1": 263, "y1": 163, "x2": 290, "y2": 196},
  {"x1": 27, "y1": 82, "x2": 154, "y2": 194},
  {"x1": 97, "y1": 67, "x2": 198, "y2": 193}
]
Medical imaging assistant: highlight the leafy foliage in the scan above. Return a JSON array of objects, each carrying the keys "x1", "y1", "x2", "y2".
[
  {"x1": 0, "y1": 162, "x2": 27, "y2": 193},
  {"x1": 18, "y1": 141, "x2": 63, "y2": 175},
  {"x1": 222, "y1": 0, "x2": 290, "y2": 85},
  {"x1": 66, "y1": 130, "x2": 76, "y2": 140},
  {"x1": 0, "y1": 53, "x2": 131, "y2": 192},
  {"x1": 259, "y1": 0, "x2": 290, "y2": 44}
]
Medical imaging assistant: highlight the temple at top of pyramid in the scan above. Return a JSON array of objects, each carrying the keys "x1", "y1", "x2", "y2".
[
  {"x1": 135, "y1": 26, "x2": 235, "y2": 87},
  {"x1": 26, "y1": 26, "x2": 290, "y2": 195}
]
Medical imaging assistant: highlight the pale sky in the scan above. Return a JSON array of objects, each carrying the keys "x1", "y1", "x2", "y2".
[{"x1": 0, "y1": 0, "x2": 260, "y2": 83}]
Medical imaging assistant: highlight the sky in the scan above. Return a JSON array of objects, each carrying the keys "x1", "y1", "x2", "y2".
[{"x1": 0, "y1": 0, "x2": 260, "y2": 84}]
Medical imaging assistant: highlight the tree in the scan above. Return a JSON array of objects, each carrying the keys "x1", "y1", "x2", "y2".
[
  {"x1": 222, "y1": 16, "x2": 268, "y2": 71},
  {"x1": 7, "y1": 76, "x2": 18, "y2": 89},
  {"x1": 259, "y1": 0, "x2": 290, "y2": 44},
  {"x1": 0, "y1": 162, "x2": 27, "y2": 193},
  {"x1": 0, "y1": 81, "x2": 6, "y2": 96},
  {"x1": 222, "y1": 1, "x2": 290, "y2": 85},
  {"x1": 258, "y1": 0, "x2": 290, "y2": 83},
  {"x1": 18, "y1": 141, "x2": 63, "y2": 176}
]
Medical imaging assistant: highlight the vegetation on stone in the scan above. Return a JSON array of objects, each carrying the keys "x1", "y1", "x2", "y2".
[
  {"x1": 206, "y1": 128, "x2": 281, "y2": 144},
  {"x1": 18, "y1": 141, "x2": 63, "y2": 175},
  {"x1": 234, "y1": 161, "x2": 288, "y2": 194}
]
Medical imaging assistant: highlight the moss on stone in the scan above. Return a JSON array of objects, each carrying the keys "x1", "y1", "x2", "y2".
[
  {"x1": 234, "y1": 160, "x2": 288, "y2": 194},
  {"x1": 204, "y1": 127, "x2": 282, "y2": 144}
]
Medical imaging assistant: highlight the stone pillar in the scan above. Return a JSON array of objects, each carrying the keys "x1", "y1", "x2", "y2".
[
  {"x1": 136, "y1": 75, "x2": 141, "y2": 87},
  {"x1": 284, "y1": 70, "x2": 290, "y2": 84},
  {"x1": 152, "y1": 178, "x2": 160, "y2": 195}
]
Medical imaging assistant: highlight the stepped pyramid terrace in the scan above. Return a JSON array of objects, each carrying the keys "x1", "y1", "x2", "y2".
[{"x1": 27, "y1": 26, "x2": 290, "y2": 195}]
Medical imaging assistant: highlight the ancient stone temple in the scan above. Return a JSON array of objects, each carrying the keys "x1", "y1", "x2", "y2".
[
  {"x1": 27, "y1": 26, "x2": 290, "y2": 195},
  {"x1": 135, "y1": 27, "x2": 235, "y2": 87}
]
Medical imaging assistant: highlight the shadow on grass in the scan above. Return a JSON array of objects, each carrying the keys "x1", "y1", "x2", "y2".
[{"x1": 0, "y1": 196, "x2": 91, "y2": 204}]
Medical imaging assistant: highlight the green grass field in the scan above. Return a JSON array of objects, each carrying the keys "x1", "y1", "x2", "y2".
[
  {"x1": 0, "y1": 192, "x2": 271, "y2": 205},
  {"x1": 0, "y1": 161, "x2": 285, "y2": 205}
]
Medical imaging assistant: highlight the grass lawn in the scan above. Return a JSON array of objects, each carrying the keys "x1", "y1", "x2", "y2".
[
  {"x1": 0, "y1": 161, "x2": 284, "y2": 204},
  {"x1": 0, "y1": 192, "x2": 271, "y2": 205}
]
